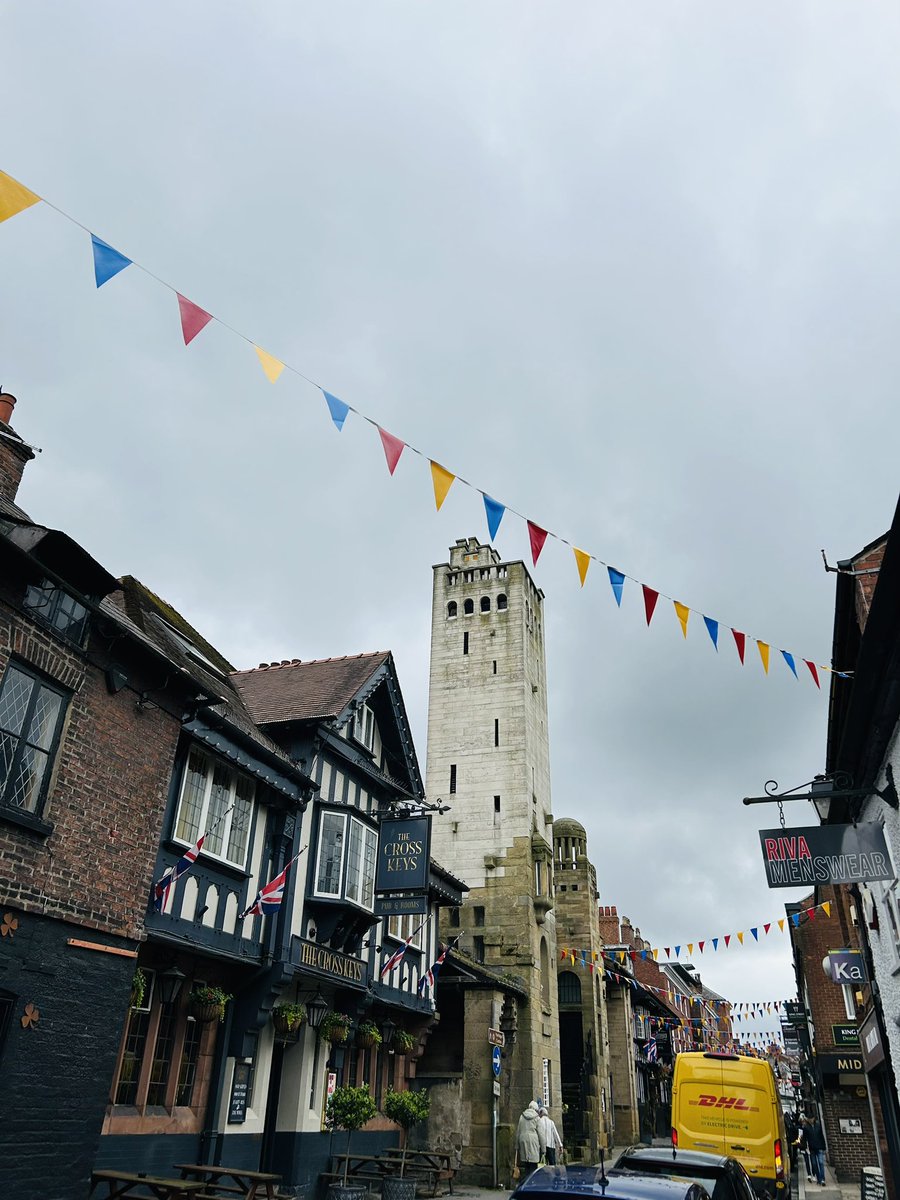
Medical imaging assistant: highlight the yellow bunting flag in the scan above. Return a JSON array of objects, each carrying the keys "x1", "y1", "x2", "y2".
[
  {"x1": 822, "y1": 901, "x2": 831, "y2": 917},
  {"x1": 777, "y1": 918, "x2": 785, "y2": 932},
  {"x1": 674, "y1": 601, "x2": 690, "y2": 638},
  {"x1": 652, "y1": 948, "x2": 658, "y2": 961},
  {"x1": 430, "y1": 462, "x2": 455, "y2": 511},
  {"x1": 737, "y1": 931, "x2": 744, "y2": 944},
  {"x1": 574, "y1": 547, "x2": 591, "y2": 587},
  {"x1": 757, "y1": 641, "x2": 770, "y2": 674},
  {"x1": 0, "y1": 172, "x2": 40, "y2": 224},
  {"x1": 254, "y1": 346, "x2": 285, "y2": 383},
  {"x1": 687, "y1": 943, "x2": 694, "y2": 956}
]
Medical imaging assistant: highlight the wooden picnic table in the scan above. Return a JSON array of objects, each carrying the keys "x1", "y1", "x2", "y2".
[
  {"x1": 91, "y1": 1170, "x2": 208, "y2": 1199},
  {"x1": 379, "y1": 1150, "x2": 455, "y2": 1195},
  {"x1": 174, "y1": 1163, "x2": 284, "y2": 1199}
]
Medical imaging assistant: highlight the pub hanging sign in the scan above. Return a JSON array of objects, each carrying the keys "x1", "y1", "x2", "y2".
[
  {"x1": 758, "y1": 822, "x2": 895, "y2": 889},
  {"x1": 375, "y1": 815, "x2": 431, "y2": 912}
]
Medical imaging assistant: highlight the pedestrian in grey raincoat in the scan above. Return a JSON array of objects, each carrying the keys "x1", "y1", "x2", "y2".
[{"x1": 515, "y1": 1101, "x2": 544, "y2": 1178}]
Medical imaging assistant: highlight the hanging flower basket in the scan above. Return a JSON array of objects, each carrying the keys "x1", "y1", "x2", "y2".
[
  {"x1": 391, "y1": 1029, "x2": 416, "y2": 1056},
  {"x1": 272, "y1": 1002, "x2": 307, "y2": 1037},
  {"x1": 355, "y1": 1021, "x2": 383, "y2": 1049},
  {"x1": 188, "y1": 984, "x2": 232, "y2": 1024},
  {"x1": 319, "y1": 1011, "x2": 352, "y2": 1044}
]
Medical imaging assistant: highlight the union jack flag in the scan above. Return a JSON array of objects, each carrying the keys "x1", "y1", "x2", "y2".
[
  {"x1": 645, "y1": 1036, "x2": 658, "y2": 1063},
  {"x1": 418, "y1": 936, "x2": 460, "y2": 996},
  {"x1": 240, "y1": 849, "x2": 304, "y2": 920},
  {"x1": 152, "y1": 834, "x2": 204, "y2": 912},
  {"x1": 380, "y1": 916, "x2": 429, "y2": 980}
]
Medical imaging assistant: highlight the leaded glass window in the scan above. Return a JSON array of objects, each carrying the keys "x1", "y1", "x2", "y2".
[{"x1": 0, "y1": 662, "x2": 67, "y2": 819}]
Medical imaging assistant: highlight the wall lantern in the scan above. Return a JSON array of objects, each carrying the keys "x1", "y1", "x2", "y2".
[
  {"x1": 157, "y1": 965, "x2": 187, "y2": 1006},
  {"x1": 381, "y1": 1016, "x2": 397, "y2": 1050},
  {"x1": 305, "y1": 990, "x2": 329, "y2": 1031}
]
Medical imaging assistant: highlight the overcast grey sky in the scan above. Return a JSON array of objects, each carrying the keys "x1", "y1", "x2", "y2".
[{"x1": 3, "y1": 1, "x2": 899, "y2": 1032}]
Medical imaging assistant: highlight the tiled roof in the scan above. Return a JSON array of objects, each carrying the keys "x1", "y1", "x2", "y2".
[{"x1": 230, "y1": 652, "x2": 391, "y2": 725}]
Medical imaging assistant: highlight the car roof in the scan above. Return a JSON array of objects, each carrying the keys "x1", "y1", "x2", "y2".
[
  {"x1": 513, "y1": 1165, "x2": 710, "y2": 1199},
  {"x1": 617, "y1": 1147, "x2": 732, "y2": 1170}
]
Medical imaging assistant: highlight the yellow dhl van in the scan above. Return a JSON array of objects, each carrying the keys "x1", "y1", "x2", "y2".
[{"x1": 671, "y1": 1051, "x2": 791, "y2": 1198}]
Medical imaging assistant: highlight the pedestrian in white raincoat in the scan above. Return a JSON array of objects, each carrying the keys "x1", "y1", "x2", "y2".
[{"x1": 515, "y1": 1101, "x2": 543, "y2": 1178}]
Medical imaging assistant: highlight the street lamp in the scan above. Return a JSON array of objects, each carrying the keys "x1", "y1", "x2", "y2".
[{"x1": 381, "y1": 1016, "x2": 397, "y2": 1051}]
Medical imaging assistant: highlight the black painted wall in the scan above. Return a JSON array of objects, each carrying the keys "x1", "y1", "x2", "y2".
[
  {"x1": 0, "y1": 909, "x2": 136, "y2": 1200},
  {"x1": 272, "y1": 1129, "x2": 401, "y2": 1199}
]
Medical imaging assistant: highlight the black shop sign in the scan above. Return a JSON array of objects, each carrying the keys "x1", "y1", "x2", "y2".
[
  {"x1": 375, "y1": 815, "x2": 431, "y2": 896},
  {"x1": 758, "y1": 823, "x2": 894, "y2": 889},
  {"x1": 228, "y1": 1060, "x2": 252, "y2": 1124}
]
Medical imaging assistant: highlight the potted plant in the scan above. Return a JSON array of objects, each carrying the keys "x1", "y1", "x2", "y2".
[
  {"x1": 188, "y1": 983, "x2": 232, "y2": 1023},
  {"x1": 355, "y1": 1019, "x2": 382, "y2": 1049},
  {"x1": 130, "y1": 968, "x2": 147, "y2": 1010},
  {"x1": 391, "y1": 1028, "x2": 416, "y2": 1056},
  {"x1": 383, "y1": 1087, "x2": 431, "y2": 1197},
  {"x1": 272, "y1": 1001, "x2": 307, "y2": 1036},
  {"x1": 319, "y1": 1010, "x2": 352, "y2": 1044},
  {"x1": 326, "y1": 1084, "x2": 378, "y2": 1200}
]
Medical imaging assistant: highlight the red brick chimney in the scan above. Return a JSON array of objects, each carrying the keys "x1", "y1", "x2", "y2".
[{"x1": 0, "y1": 393, "x2": 35, "y2": 503}]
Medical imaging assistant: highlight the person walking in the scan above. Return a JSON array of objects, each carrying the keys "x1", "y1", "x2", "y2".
[
  {"x1": 515, "y1": 1101, "x2": 544, "y2": 1179},
  {"x1": 798, "y1": 1113, "x2": 826, "y2": 1186},
  {"x1": 537, "y1": 1106, "x2": 563, "y2": 1165}
]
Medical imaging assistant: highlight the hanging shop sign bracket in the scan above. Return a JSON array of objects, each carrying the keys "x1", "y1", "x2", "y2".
[{"x1": 742, "y1": 769, "x2": 898, "y2": 811}]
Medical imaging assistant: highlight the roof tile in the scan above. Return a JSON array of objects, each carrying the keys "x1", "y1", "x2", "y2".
[{"x1": 231, "y1": 652, "x2": 391, "y2": 725}]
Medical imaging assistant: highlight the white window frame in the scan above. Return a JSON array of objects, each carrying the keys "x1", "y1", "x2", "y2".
[
  {"x1": 352, "y1": 705, "x2": 375, "y2": 752},
  {"x1": 173, "y1": 746, "x2": 255, "y2": 869},
  {"x1": 387, "y1": 913, "x2": 425, "y2": 946},
  {"x1": 313, "y1": 806, "x2": 378, "y2": 910},
  {"x1": 314, "y1": 810, "x2": 347, "y2": 898}
]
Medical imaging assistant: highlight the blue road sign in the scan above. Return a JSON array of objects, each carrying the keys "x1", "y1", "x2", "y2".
[{"x1": 492, "y1": 1045, "x2": 502, "y2": 1078}]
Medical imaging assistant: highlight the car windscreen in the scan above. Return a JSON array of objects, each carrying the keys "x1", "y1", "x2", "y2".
[{"x1": 616, "y1": 1160, "x2": 737, "y2": 1200}]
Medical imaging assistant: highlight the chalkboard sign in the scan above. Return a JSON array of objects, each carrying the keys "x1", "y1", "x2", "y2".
[
  {"x1": 228, "y1": 1060, "x2": 252, "y2": 1125},
  {"x1": 860, "y1": 1165, "x2": 885, "y2": 1200}
]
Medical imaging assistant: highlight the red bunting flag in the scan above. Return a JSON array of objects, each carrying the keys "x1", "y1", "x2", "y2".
[
  {"x1": 177, "y1": 294, "x2": 213, "y2": 345},
  {"x1": 732, "y1": 629, "x2": 746, "y2": 664},
  {"x1": 664, "y1": 947, "x2": 670, "y2": 958},
  {"x1": 764, "y1": 923, "x2": 771, "y2": 935},
  {"x1": 642, "y1": 585, "x2": 659, "y2": 625},
  {"x1": 807, "y1": 907, "x2": 816, "y2": 919},
  {"x1": 724, "y1": 934, "x2": 731, "y2": 947},
  {"x1": 378, "y1": 427, "x2": 405, "y2": 475},
  {"x1": 804, "y1": 660, "x2": 821, "y2": 688},
  {"x1": 698, "y1": 941, "x2": 705, "y2": 953},
  {"x1": 527, "y1": 521, "x2": 548, "y2": 566}
]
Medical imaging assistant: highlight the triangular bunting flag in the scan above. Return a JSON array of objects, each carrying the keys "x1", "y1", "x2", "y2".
[
  {"x1": 91, "y1": 235, "x2": 132, "y2": 288},
  {"x1": 764, "y1": 923, "x2": 771, "y2": 935},
  {"x1": 804, "y1": 660, "x2": 821, "y2": 688},
  {"x1": 607, "y1": 567, "x2": 625, "y2": 607},
  {"x1": 664, "y1": 948, "x2": 670, "y2": 959},
  {"x1": 0, "y1": 171, "x2": 40, "y2": 224},
  {"x1": 822, "y1": 901, "x2": 831, "y2": 917},
  {"x1": 750, "y1": 928, "x2": 758, "y2": 941},
  {"x1": 704, "y1": 616, "x2": 719, "y2": 649},
  {"x1": 431, "y1": 462, "x2": 455, "y2": 510},
  {"x1": 724, "y1": 934, "x2": 731, "y2": 947},
  {"x1": 712, "y1": 937, "x2": 718, "y2": 951},
  {"x1": 781, "y1": 650, "x2": 798, "y2": 679},
  {"x1": 757, "y1": 641, "x2": 770, "y2": 674},
  {"x1": 778, "y1": 918, "x2": 785, "y2": 932},
  {"x1": 687, "y1": 943, "x2": 694, "y2": 956},
  {"x1": 698, "y1": 941, "x2": 705, "y2": 953},
  {"x1": 807, "y1": 906, "x2": 816, "y2": 920},
  {"x1": 652, "y1": 948, "x2": 658, "y2": 961},
  {"x1": 642, "y1": 585, "x2": 659, "y2": 625},
  {"x1": 732, "y1": 629, "x2": 746, "y2": 664},
  {"x1": 527, "y1": 521, "x2": 548, "y2": 566},
  {"x1": 791, "y1": 913, "x2": 801, "y2": 927},
  {"x1": 574, "y1": 548, "x2": 591, "y2": 587},
  {"x1": 737, "y1": 931, "x2": 744, "y2": 944},
  {"x1": 322, "y1": 389, "x2": 350, "y2": 432},
  {"x1": 378, "y1": 428, "x2": 405, "y2": 475},
  {"x1": 674, "y1": 602, "x2": 690, "y2": 638},
  {"x1": 178, "y1": 294, "x2": 214, "y2": 346},
  {"x1": 254, "y1": 346, "x2": 285, "y2": 383},
  {"x1": 674, "y1": 945, "x2": 681, "y2": 958},
  {"x1": 483, "y1": 495, "x2": 505, "y2": 540}
]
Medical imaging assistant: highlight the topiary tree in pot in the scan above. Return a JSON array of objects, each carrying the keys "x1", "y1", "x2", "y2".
[
  {"x1": 327, "y1": 1084, "x2": 379, "y2": 1188},
  {"x1": 383, "y1": 1087, "x2": 431, "y2": 1178}
]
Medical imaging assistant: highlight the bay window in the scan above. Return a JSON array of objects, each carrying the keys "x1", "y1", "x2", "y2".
[{"x1": 313, "y1": 806, "x2": 378, "y2": 909}]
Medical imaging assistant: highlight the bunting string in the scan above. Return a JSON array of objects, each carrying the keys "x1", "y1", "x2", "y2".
[{"x1": 0, "y1": 168, "x2": 850, "y2": 687}]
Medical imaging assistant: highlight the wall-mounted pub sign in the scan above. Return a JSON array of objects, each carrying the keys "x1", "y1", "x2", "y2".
[
  {"x1": 374, "y1": 815, "x2": 431, "y2": 916},
  {"x1": 758, "y1": 822, "x2": 894, "y2": 888}
]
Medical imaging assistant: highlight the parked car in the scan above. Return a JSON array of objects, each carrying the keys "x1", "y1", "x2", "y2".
[
  {"x1": 613, "y1": 1146, "x2": 756, "y2": 1200},
  {"x1": 510, "y1": 1165, "x2": 711, "y2": 1200}
]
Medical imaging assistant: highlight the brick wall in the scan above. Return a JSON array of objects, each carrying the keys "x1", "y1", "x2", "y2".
[
  {"x1": 0, "y1": 419, "x2": 34, "y2": 504},
  {"x1": 0, "y1": 588, "x2": 182, "y2": 941}
]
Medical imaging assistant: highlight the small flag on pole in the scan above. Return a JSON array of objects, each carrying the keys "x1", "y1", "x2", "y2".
[
  {"x1": 152, "y1": 834, "x2": 204, "y2": 912},
  {"x1": 381, "y1": 916, "x2": 429, "y2": 980},
  {"x1": 418, "y1": 935, "x2": 461, "y2": 996},
  {"x1": 645, "y1": 1036, "x2": 658, "y2": 1062},
  {"x1": 239, "y1": 847, "x2": 305, "y2": 920}
]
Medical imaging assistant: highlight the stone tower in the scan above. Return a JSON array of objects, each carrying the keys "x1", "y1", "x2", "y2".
[
  {"x1": 552, "y1": 817, "x2": 613, "y2": 1157},
  {"x1": 427, "y1": 537, "x2": 560, "y2": 1129}
]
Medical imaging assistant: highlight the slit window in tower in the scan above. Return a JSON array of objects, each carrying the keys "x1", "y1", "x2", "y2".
[
  {"x1": 463, "y1": 632, "x2": 469, "y2": 655},
  {"x1": 449, "y1": 764, "x2": 457, "y2": 794},
  {"x1": 494, "y1": 795, "x2": 500, "y2": 813},
  {"x1": 494, "y1": 719, "x2": 499, "y2": 747},
  {"x1": 492, "y1": 660, "x2": 497, "y2": 675}
]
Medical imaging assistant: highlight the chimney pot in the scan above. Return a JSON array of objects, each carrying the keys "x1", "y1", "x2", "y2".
[{"x1": 0, "y1": 392, "x2": 16, "y2": 425}]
